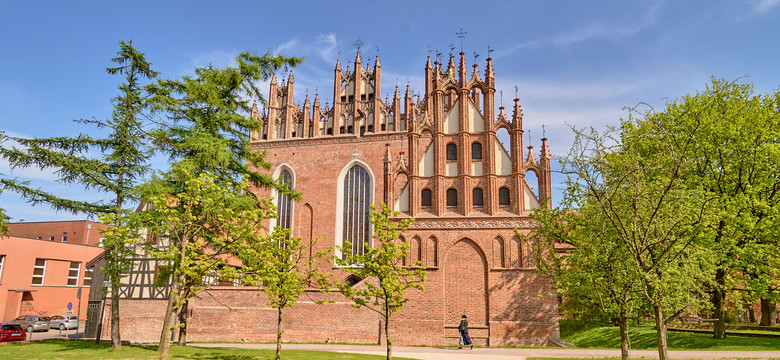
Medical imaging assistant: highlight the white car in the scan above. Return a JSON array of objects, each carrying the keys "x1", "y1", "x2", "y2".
[{"x1": 48, "y1": 315, "x2": 78, "y2": 330}]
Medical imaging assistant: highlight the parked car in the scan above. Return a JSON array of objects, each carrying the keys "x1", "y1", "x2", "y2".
[
  {"x1": 0, "y1": 323, "x2": 27, "y2": 341},
  {"x1": 10, "y1": 315, "x2": 50, "y2": 332},
  {"x1": 49, "y1": 315, "x2": 79, "y2": 330}
]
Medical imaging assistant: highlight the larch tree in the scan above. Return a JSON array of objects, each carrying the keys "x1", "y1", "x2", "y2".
[
  {"x1": 139, "y1": 51, "x2": 301, "y2": 359},
  {"x1": 333, "y1": 203, "x2": 428, "y2": 360},
  {"x1": 0, "y1": 40, "x2": 157, "y2": 349}
]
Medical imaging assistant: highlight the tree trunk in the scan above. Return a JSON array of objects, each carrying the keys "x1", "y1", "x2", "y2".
[
  {"x1": 276, "y1": 306, "x2": 283, "y2": 360},
  {"x1": 177, "y1": 299, "x2": 189, "y2": 346},
  {"x1": 384, "y1": 304, "x2": 392, "y2": 360},
  {"x1": 747, "y1": 304, "x2": 756, "y2": 323},
  {"x1": 760, "y1": 298, "x2": 777, "y2": 327},
  {"x1": 109, "y1": 260, "x2": 123, "y2": 349},
  {"x1": 157, "y1": 286, "x2": 176, "y2": 359},
  {"x1": 712, "y1": 268, "x2": 727, "y2": 339},
  {"x1": 653, "y1": 304, "x2": 669, "y2": 360},
  {"x1": 617, "y1": 314, "x2": 630, "y2": 360}
]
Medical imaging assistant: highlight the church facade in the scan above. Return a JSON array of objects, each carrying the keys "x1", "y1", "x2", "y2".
[{"x1": 109, "y1": 50, "x2": 560, "y2": 347}]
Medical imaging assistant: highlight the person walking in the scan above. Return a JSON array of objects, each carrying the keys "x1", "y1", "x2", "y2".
[{"x1": 458, "y1": 314, "x2": 473, "y2": 350}]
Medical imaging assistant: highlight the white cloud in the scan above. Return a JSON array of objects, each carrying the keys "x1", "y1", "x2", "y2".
[
  {"x1": 497, "y1": 2, "x2": 662, "y2": 57},
  {"x1": 752, "y1": 0, "x2": 780, "y2": 13}
]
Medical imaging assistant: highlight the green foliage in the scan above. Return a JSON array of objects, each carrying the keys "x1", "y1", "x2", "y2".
[
  {"x1": 239, "y1": 227, "x2": 326, "y2": 360},
  {"x1": 333, "y1": 203, "x2": 427, "y2": 360}
]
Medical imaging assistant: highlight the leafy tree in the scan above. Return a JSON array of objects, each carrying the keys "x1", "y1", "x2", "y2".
[
  {"x1": 333, "y1": 203, "x2": 427, "y2": 360},
  {"x1": 542, "y1": 114, "x2": 714, "y2": 360},
  {"x1": 0, "y1": 40, "x2": 157, "y2": 349},
  {"x1": 530, "y1": 197, "x2": 646, "y2": 360},
  {"x1": 139, "y1": 50, "x2": 301, "y2": 359},
  {"x1": 239, "y1": 227, "x2": 325, "y2": 360},
  {"x1": 668, "y1": 79, "x2": 780, "y2": 335},
  {"x1": 138, "y1": 172, "x2": 273, "y2": 358}
]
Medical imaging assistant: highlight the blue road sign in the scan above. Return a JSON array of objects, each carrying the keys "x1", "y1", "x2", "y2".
[{"x1": 67, "y1": 302, "x2": 73, "y2": 310}]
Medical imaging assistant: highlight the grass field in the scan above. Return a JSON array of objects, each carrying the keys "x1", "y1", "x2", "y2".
[
  {"x1": 560, "y1": 320, "x2": 780, "y2": 351},
  {"x1": 0, "y1": 340, "x2": 415, "y2": 360}
]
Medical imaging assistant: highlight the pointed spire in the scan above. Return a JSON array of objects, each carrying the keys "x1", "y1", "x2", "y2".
[
  {"x1": 288, "y1": 70, "x2": 294, "y2": 84},
  {"x1": 374, "y1": 54, "x2": 381, "y2": 68},
  {"x1": 270, "y1": 72, "x2": 277, "y2": 84},
  {"x1": 304, "y1": 93, "x2": 310, "y2": 106},
  {"x1": 447, "y1": 53, "x2": 456, "y2": 72},
  {"x1": 314, "y1": 92, "x2": 320, "y2": 107},
  {"x1": 394, "y1": 85, "x2": 401, "y2": 99},
  {"x1": 485, "y1": 56, "x2": 494, "y2": 79},
  {"x1": 426, "y1": 56, "x2": 432, "y2": 69},
  {"x1": 335, "y1": 58, "x2": 342, "y2": 71},
  {"x1": 251, "y1": 100, "x2": 259, "y2": 119},
  {"x1": 405, "y1": 84, "x2": 411, "y2": 98},
  {"x1": 541, "y1": 137, "x2": 550, "y2": 160},
  {"x1": 512, "y1": 98, "x2": 523, "y2": 129},
  {"x1": 459, "y1": 51, "x2": 466, "y2": 73}
]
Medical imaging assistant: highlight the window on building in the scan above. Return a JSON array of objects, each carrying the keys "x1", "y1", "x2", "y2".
[
  {"x1": 472, "y1": 142, "x2": 482, "y2": 160},
  {"x1": 340, "y1": 126, "x2": 345, "y2": 134},
  {"x1": 32, "y1": 258, "x2": 46, "y2": 285},
  {"x1": 499, "y1": 187, "x2": 511, "y2": 206},
  {"x1": 473, "y1": 188, "x2": 484, "y2": 206},
  {"x1": 83, "y1": 266, "x2": 93, "y2": 287},
  {"x1": 0, "y1": 255, "x2": 5, "y2": 282},
  {"x1": 347, "y1": 126, "x2": 353, "y2": 134},
  {"x1": 421, "y1": 189, "x2": 432, "y2": 207},
  {"x1": 342, "y1": 165, "x2": 371, "y2": 259},
  {"x1": 446, "y1": 188, "x2": 458, "y2": 207},
  {"x1": 446, "y1": 143, "x2": 457, "y2": 161},
  {"x1": 48, "y1": 236, "x2": 55, "y2": 241},
  {"x1": 62, "y1": 235, "x2": 68, "y2": 242},
  {"x1": 277, "y1": 169, "x2": 294, "y2": 231},
  {"x1": 67, "y1": 262, "x2": 80, "y2": 286},
  {"x1": 327, "y1": 128, "x2": 333, "y2": 135}
]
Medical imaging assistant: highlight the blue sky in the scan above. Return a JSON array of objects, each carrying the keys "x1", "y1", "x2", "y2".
[{"x1": 2, "y1": 0, "x2": 780, "y2": 221}]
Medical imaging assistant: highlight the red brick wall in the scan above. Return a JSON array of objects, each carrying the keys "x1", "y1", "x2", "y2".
[{"x1": 6, "y1": 220, "x2": 107, "y2": 246}]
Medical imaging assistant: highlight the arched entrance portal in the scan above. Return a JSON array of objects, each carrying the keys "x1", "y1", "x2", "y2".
[{"x1": 444, "y1": 239, "x2": 488, "y2": 330}]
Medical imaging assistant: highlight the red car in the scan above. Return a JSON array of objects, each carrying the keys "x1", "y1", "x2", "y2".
[{"x1": 0, "y1": 323, "x2": 27, "y2": 342}]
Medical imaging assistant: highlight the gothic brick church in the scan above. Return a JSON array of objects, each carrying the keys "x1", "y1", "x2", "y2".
[{"x1": 108, "y1": 49, "x2": 560, "y2": 346}]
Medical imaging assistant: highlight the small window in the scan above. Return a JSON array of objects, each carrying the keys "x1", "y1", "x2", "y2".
[
  {"x1": 368, "y1": 125, "x2": 374, "y2": 132},
  {"x1": 446, "y1": 188, "x2": 458, "y2": 207},
  {"x1": 473, "y1": 188, "x2": 484, "y2": 206},
  {"x1": 340, "y1": 96, "x2": 346, "y2": 102},
  {"x1": 49, "y1": 236, "x2": 55, "y2": 241},
  {"x1": 347, "y1": 126, "x2": 353, "y2": 134},
  {"x1": 32, "y1": 258, "x2": 46, "y2": 285},
  {"x1": 471, "y1": 142, "x2": 482, "y2": 160},
  {"x1": 381, "y1": 124, "x2": 386, "y2": 131},
  {"x1": 0, "y1": 255, "x2": 5, "y2": 282},
  {"x1": 446, "y1": 143, "x2": 457, "y2": 161},
  {"x1": 327, "y1": 128, "x2": 333, "y2": 135},
  {"x1": 361, "y1": 94, "x2": 366, "y2": 101},
  {"x1": 499, "y1": 187, "x2": 511, "y2": 206},
  {"x1": 62, "y1": 236, "x2": 68, "y2": 242},
  {"x1": 348, "y1": 95, "x2": 354, "y2": 102},
  {"x1": 83, "y1": 266, "x2": 93, "y2": 287},
  {"x1": 360, "y1": 126, "x2": 366, "y2": 135},
  {"x1": 421, "y1": 189, "x2": 432, "y2": 207},
  {"x1": 67, "y1": 262, "x2": 80, "y2": 286}
]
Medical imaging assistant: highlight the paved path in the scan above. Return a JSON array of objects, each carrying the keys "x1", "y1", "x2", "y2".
[{"x1": 192, "y1": 343, "x2": 780, "y2": 359}]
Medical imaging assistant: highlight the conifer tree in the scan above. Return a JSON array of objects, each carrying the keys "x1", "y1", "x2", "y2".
[
  {"x1": 139, "y1": 51, "x2": 301, "y2": 359},
  {"x1": 0, "y1": 40, "x2": 157, "y2": 349}
]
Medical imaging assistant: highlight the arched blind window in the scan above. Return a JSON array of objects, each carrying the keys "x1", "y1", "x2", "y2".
[
  {"x1": 446, "y1": 188, "x2": 458, "y2": 207},
  {"x1": 421, "y1": 189, "x2": 432, "y2": 207},
  {"x1": 471, "y1": 142, "x2": 482, "y2": 160},
  {"x1": 473, "y1": 188, "x2": 484, "y2": 206},
  {"x1": 499, "y1": 187, "x2": 511, "y2": 206},
  {"x1": 446, "y1": 143, "x2": 457, "y2": 161},
  {"x1": 277, "y1": 169, "x2": 293, "y2": 230},
  {"x1": 343, "y1": 166, "x2": 371, "y2": 259}
]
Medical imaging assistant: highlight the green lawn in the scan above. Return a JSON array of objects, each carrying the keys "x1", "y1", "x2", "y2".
[
  {"x1": 560, "y1": 320, "x2": 780, "y2": 351},
  {"x1": 0, "y1": 340, "x2": 415, "y2": 360}
]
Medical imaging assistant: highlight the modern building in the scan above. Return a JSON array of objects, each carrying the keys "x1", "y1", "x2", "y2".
[
  {"x1": 6, "y1": 220, "x2": 107, "y2": 246},
  {"x1": 100, "y1": 49, "x2": 562, "y2": 346},
  {"x1": 0, "y1": 232, "x2": 103, "y2": 323}
]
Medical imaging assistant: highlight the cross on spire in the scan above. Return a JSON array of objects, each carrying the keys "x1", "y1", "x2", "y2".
[
  {"x1": 426, "y1": 44, "x2": 433, "y2": 54},
  {"x1": 456, "y1": 28, "x2": 467, "y2": 52},
  {"x1": 353, "y1": 38, "x2": 364, "y2": 53},
  {"x1": 473, "y1": 51, "x2": 480, "y2": 62},
  {"x1": 514, "y1": 85, "x2": 519, "y2": 99},
  {"x1": 500, "y1": 90, "x2": 503, "y2": 107},
  {"x1": 528, "y1": 129, "x2": 532, "y2": 144},
  {"x1": 487, "y1": 45, "x2": 494, "y2": 57},
  {"x1": 542, "y1": 124, "x2": 546, "y2": 138}
]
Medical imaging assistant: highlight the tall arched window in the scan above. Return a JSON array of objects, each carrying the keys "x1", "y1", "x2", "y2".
[
  {"x1": 446, "y1": 143, "x2": 457, "y2": 161},
  {"x1": 421, "y1": 189, "x2": 432, "y2": 207},
  {"x1": 499, "y1": 187, "x2": 511, "y2": 206},
  {"x1": 471, "y1": 142, "x2": 482, "y2": 160},
  {"x1": 473, "y1": 188, "x2": 484, "y2": 207},
  {"x1": 446, "y1": 188, "x2": 458, "y2": 207},
  {"x1": 277, "y1": 169, "x2": 294, "y2": 230},
  {"x1": 342, "y1": 165, "x2": 371, "y2": 259}
]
